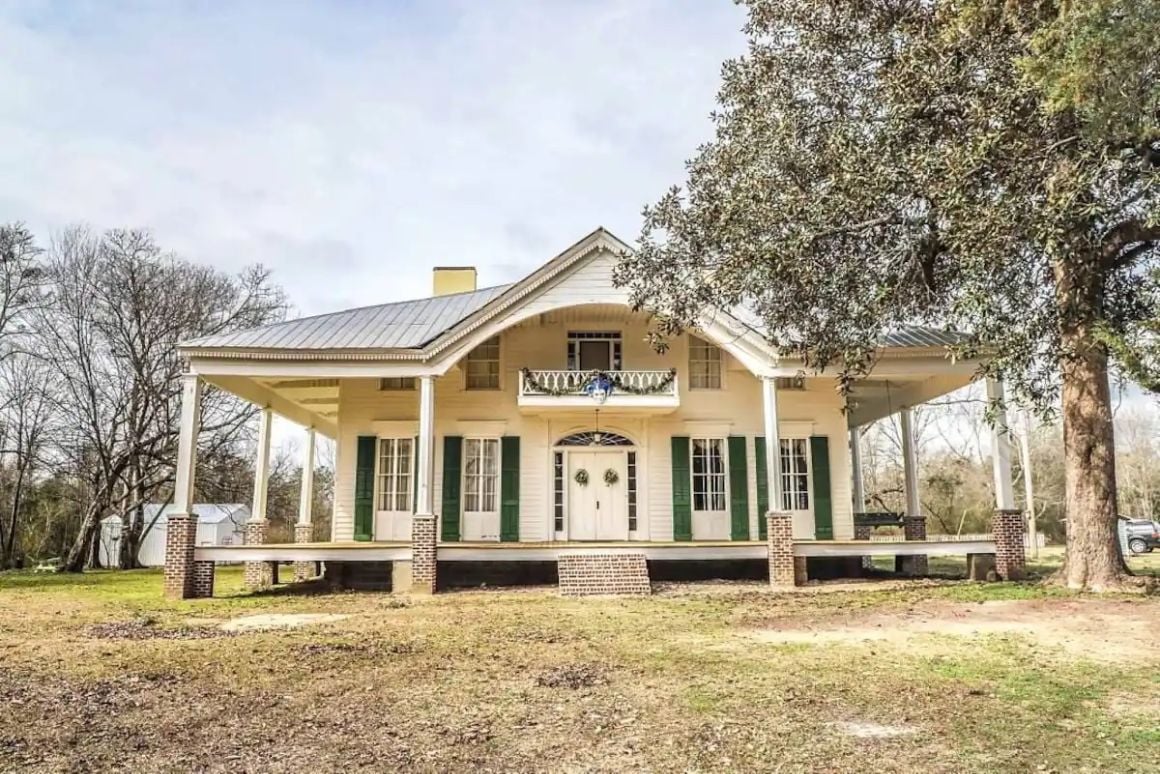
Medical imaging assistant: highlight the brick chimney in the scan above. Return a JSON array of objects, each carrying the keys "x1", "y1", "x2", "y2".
[{"x1": 432, "y1": 266, "x2": 477, "y2": 296}]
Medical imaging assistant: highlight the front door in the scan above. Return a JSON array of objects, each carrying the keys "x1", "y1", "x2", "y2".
[
  {"x1": 578, "y1": 340, "x2": 612, "y2": 371},
  {"x1": 567, "y1": 451, "x2": 628, "y2": 540},
  {"x1": 374, "y1": 437, "x2": 413, "y2": 541}
]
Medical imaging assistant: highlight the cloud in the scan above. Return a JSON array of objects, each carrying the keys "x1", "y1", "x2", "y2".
[{"x1": 0, "y1": 0, "x2": 746, "y2": 315}]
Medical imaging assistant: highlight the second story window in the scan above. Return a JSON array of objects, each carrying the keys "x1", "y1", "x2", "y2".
[
  {"x1": 379, "y1": 377, "x2": 416, "y2": 391},
  {"x1": 688, "y1": 335, "x2": 722, "y2": 389},
  {"x1": 466, "y1": 336, "x2": 500, "y2": 390}
]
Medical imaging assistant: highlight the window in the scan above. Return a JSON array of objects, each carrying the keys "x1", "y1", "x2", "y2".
[
  {"x1": 463, "y1": 438, "x2": 500, "y2": 512},
  {"x1": 688, "y1": 336, "x2": 722, "y2": 389},
  {"x1": 553, "y1": 452, "x2": 565, "y2": 533},
  {"x1": 379, "y1": 377, "x2": 416, "y2": 391},
  {"x1": 377, "y1": 438, "x2": 413, "y2": 511},
  {"x1": 567, "y1": 331, "x2": 622, "y2": 371},
  {"x1": 627, "y1": 451, "x2": 638, "y2": 532},
  {"x1": 780, "y1": 438, "x2": 810, "y2": 510},
  {"x1": 691, "y1": 438, "x2": 727, "y2": 511},
  {"x1": 775, "y1": 375, "x2": 805, "y2": 391},
  {"x1": 465, "y1": 336, "x2": 500, "y2": 390}
]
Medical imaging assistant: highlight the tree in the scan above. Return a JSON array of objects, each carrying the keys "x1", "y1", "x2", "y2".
[
  {"x1": 0, "y1": 354, "x2": 56, "y2": 567},
  {"x1": 618, "y1": 1, "x2": 1159, "y2": 590},
  {"x1": 35, "y1": 227, "x2": 286, "y2": 572}
]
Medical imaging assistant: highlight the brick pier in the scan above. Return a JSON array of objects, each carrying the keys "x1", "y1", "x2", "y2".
[
  {"x1": 243, "y1": 520, "x2": 272, "y2": 591},
  {"x1": 410, "y1": 514, "x2": 437, "y2": 593},
  {"x1": 992, "y1": 509, "x2": 1026, "y2": 580},
  {"x1": 766, "y1": 511, "x2": 796, "y2": 587}
]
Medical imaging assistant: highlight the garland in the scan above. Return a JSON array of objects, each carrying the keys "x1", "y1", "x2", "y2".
[{"x1": 520, "y1": 368, "x2": 678, "y2": 398}]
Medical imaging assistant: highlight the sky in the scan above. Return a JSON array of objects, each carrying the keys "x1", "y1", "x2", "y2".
[{"x1": 0, "y1": 0, "x2": 749, "y2": 318}]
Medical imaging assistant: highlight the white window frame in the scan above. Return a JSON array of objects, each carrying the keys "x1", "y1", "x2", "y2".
[
  {"x1": 567, "y1": 331, "x2": 623, "y2": 371},
  {"x1": 375, "y1": 437, "x2": 414, "y2": 513},
  {"x1": 465, "y1": 336, "x2": 501, "y2": 390},
  {"x1": 688, "y1": 335, "x2": 723, "y2": 390},
  {"x1": 779, "y1": 438, "x2": 811, "y2": 512},
  {"x1": 462, "y1": 437, "x2": 501, "y2": 514},
  {"x1": 690, "y1": 437, "x2": 729, "y2": 513}
]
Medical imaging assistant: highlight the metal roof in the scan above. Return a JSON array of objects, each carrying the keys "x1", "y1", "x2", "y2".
[{"x1": 182, "y1": 284, "x2": 511, "y2": 351}]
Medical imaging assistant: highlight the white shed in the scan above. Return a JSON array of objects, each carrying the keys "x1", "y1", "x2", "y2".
[{"x1": 99, "y1": 504, "x2": 250, "y2": 568}]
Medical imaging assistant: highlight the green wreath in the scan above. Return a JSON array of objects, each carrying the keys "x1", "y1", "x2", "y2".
[
  {"x1": 574, "y1": 469, "x2": 589, "y2": 486},
  {"x1": 603, "y1": 468, "x2": 620, "y2": 486}
]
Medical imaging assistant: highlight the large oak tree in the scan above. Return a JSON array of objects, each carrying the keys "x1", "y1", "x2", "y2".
[{"x1": 617, "y1": 0, "x2": 1159, "y2": 590}]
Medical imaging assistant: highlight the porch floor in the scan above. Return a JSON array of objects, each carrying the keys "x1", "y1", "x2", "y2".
[{"x1": 193, "y1": 538, "x2": 996, "y2": 563}]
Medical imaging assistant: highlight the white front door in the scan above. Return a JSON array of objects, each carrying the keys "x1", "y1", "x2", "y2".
[
  {"x1": 568, "y1": 451, "x2": 629, "y2": 541},
  {"x1": 462, "y1": 438, "x2": 501, "y2": 541},
  {"x1": 780, "y1": 438, "x2": 815, "y2": 539},
  {"x1": 691, "y1": 438, "x2": 731, "y2": 540},
  {"x1": 374, "y1": 438, "x2": 413, "y2": 541}
]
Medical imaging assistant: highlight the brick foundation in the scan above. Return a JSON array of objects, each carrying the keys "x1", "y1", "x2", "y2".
[
  {"x1": 243, "y1": 520, "x2": 272, "y2": 591},
  {"x1": 766, "y1": 511, "x2": 796, "y2": 587},
  {"x1": 992, "y1": 509, "x2": 1026, "y2": 580},
  {"x1": 163, "y1": 512, "x2": 198, "y2": 599},
  {"x1": 558, "y1": 552, "x2": 651, "y2": 596},
  {"x1": 293, "y1": 523, "x2": 314, "y2": 582},
  {"x1": 897, "y1": 515, "x2": 928, "y2": 576},
  {"x1": 410, "y1": 514, "x2": 437, "y2": 593}
]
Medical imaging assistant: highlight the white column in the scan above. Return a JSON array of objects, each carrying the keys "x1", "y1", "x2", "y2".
[
  {"x1": 297, "y1": 427, "x2": 316, "y2": 526},
  {"x1": 251, "y1": 406, "x2": 273, "y2": 522},
  {"x1": 1019, "y1": 409, "x2": 1038, "y2": 556},
  {"x1": 900, "y1": 408, "x2": 920, "y2": 517},
  {"x1": 986, "y1": 378, "x2": 1016, "y2": 510},
  {"x1": 416, "y1": 375, "x2": 436, "y2": 515},
  {"x1": 761, "y1": 377, "x2": 783, "y2": 510},
  {"x1": 173, "y1": 374, "x2": 202, "y2": 514},
  {"x1": 849, "y1": 427, "x2": 865, "y2": 513}
]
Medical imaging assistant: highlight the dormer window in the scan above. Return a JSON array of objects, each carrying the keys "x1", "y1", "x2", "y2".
[
  {"x1": 688, "y1": 335, "x2": 722, "y2": 389},
  {"x1": 465, "y1": 336, "x2": 501, "y2": 390}
]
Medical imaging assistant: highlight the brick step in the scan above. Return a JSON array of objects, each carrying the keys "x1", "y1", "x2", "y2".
[{"x1": 557, "y1": 552, "x2": 651, "y2": 597}]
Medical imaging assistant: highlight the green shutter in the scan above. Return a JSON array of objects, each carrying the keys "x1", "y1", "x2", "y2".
[
  {"x1": 728, "y1": 436, "x2": 750, "y2": 540},
  {"x1": 441, "y1": 436, "x2": 463, "y2": 542},
  {"x1": 754, "y1": 437, "x2": 769, "y2": 539},
  {"x1": 671, "y1": 436, "x2": 692, "y2": 541},
  {"x1": 500, "y1": 436, "x2": 520, "y2": 542},
  {"x1": 411, "y1": 435, "x2": 419, "y2": 514},
  {"x1": 354, "y1": 436, "x2": 376, "y2": 541},
  {"x1": 810, "y1": 436, "x2": 834, "y2": 539}
]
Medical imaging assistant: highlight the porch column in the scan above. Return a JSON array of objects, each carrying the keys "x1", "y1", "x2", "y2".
[
  {"x1": 849, "y1": 427, "x2": 872, "y2": 574},
  {"x1": 244, "y1": 406, "x2": 274, "y2": 591},
  {"x1": 849, "y1": 427, "x2": 866, "y2": 513},
  {"x1": 293, "y1": 427, "x2": 316, "y2": 582},
  {"x1": 763, "y1": 376, "x2": 797, "y2": 587},
  {"x1": 410, "y1": 375, "x2": 438, "y2": 593},
  {"x1": 898, "y1": 407, "x2": 927, "y2": 576},
  {"x1": 165, "y1": 374, "x2": 212, "y2": 599},
  {"x1": 987, "y1": 378, "x2": 1025, "y2": 579}
]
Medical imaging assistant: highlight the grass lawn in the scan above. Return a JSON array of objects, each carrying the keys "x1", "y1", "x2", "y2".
[{"x1": 1, "y1": 561, "x2": 1157, "y2": 773}]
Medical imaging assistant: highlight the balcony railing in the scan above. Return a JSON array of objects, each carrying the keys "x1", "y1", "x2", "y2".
[{"x1": 519, "y1": 369, "x2": 679, "y2": 400}]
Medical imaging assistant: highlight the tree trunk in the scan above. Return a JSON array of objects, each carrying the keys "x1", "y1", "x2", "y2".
[
  {"x1": 60, "y1": 500, "x2": 103, "y2": 573},
  {"x1": 1055, "y1": 331, "x2": 1131, "y2": 590}
]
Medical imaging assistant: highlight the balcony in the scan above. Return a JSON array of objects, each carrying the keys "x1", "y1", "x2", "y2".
[{"x1": 517, "y1": 369, "x2": 680, "y2": 413}]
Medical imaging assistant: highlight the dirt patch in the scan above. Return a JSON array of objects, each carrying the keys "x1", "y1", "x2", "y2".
[
  {"x1": 220, "y1": 613, "x2": 349, "y2": 632},
  {"x1": 835, "y1": 720, "x2": 919, "y2": 739},
  {"x1": 748, "y1": 599, "x2": 1159, "y2": 663},
  {"x1": 87, "y1": 619, "x2": 233, "y2": 641},
  {"x1": 535, "y1": 663, "x2": 609, "y2": 689}
]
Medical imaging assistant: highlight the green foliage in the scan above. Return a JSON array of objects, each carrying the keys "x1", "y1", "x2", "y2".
[{"x1": 618, "y1": 0, "x2": 1160, "y2": 407}]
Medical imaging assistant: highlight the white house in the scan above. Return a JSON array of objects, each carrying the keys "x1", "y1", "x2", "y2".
[
  {"x1": 100, "y1": 504, "x2": 249, "y2": 568},
  {"x1": 163, "y1": 228, "x2": 1025, "y2": 598}
]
